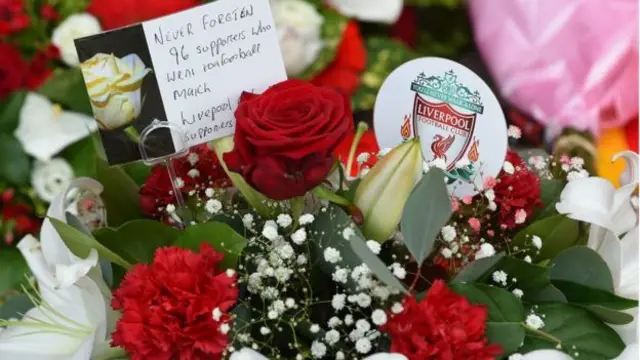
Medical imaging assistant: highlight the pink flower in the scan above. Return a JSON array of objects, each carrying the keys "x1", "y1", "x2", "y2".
[
  {"x1": 487, "y1": 230, "x2": 495, "y2": 237},
  {"x1": 462, "y1": 196, "x2": 473, "y2": 205},
  {"x1": 483, "y1": 176, "x2": 496, "y2": 189},
  {"x1": 451, "y1": 197, "x2": 460, "y2": 212},
  {"x1": 514, "y1": 209, "x2": 527, "y2": 224},
  {"x1": 560, "y1": 154, "x2": 571, "y2": 165},
  {"x1": 468, "y1": 217, "x2": 481, "y2": 232}
]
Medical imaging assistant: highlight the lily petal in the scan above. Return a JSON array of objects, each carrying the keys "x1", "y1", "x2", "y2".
[
  {"x1": 518, "y1": 349, "x2": 574, "y2": 359},
  {"x1": 326, "y1": 0, "x2": 403, "y2": 23},
  {"x1": 618, "y1": 226, "x2": 639, "y2": 300},
  {"x1": 615, "y1": 343, "x2": 639, "y2": 360},
  {"x1": 229, "y1": 348, "x2": 268, "y2": 360},
  {"x1": 364, "y1": 353, "x2": 409, "y2": 360},
  {"x1": 556, "y1": 177, "x2": 615, "y2": 227},
  {"x1": 613, "y1": 151, "x2": 639, "y2": 187},
  {"x1": 55, "y1": 249, "x2": 99, "y2": 288}
]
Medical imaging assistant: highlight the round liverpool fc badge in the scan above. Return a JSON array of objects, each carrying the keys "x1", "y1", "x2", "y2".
[{"x1": 373, "y1": 57, "x2": 508, "y2": 197}]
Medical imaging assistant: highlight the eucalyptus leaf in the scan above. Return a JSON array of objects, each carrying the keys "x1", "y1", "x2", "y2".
[
  {"x1": 0, "y1": 91, "x2": 27, "y2": 133},
  {"x1": 39, "y1": 69, "x2": 92, "y2": 114},
  {"x1": 61, "y1": 138, "x2": 96, "y2": 178},
  {"x1": 0, "y1": 294, "x2": 32, "y2": 320},
  {"x1": 451, "y1": 283, "x2": 525, "y2": 355},
  {"x1": 526, "y1": 284, "x2": 567, "y2": 303},
  {"x1": 0, "y1": 134, "x2": 30, "y2": 185},
  {"x1": 534, "y1": 179, "x2": 565, "y2": 219},
  {"x1": 400, "y1": 168, "x2": 452, "y2": 266},
  {"x1": 173, "y1": 221, "x2": 247, "y2": 269},
  {"x1": 512, "y1": 214, "x2": 579, "y2": 261},
  {"x1": 48, "y1": 217, "x2": 131, "y2": 269},
  {"x1": 578, "y1": 305, "x2": 634, "y2": 325},
  {"x1": 551, "y1": 280, "x2": 637, "y2": 311},
  {"x1": 453, "y1": 253, "x2": 505, "y2": 284},
  {"x1": 0, "y1": 249, "x2": 28, "y2": 295},
  {"x1": 520, "y1": 303, "x2": 625, "y2": 359},
  {"x1": 94, "y1": 220, "x2": 179, "y2": 264},
  {"x1": 550, "y1": 246, "x2": 614, "y2": 292},
  {"x1": 96, "y1": 159, "x2": 142, "y2": 227},
  {"x1": 350, "y1": 234, "x2": 408, "y2": 294}
]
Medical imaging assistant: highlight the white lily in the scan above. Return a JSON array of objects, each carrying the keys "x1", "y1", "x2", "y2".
[
  {"x1": 0, "y1": 178, "x2": 118, "y2": 360},
  {"x1": 326, "y1": 0, "x2": 403, "y2": 24},
  {"x1": 230, "y1": 348, "x2": 408, "y2": 360},
  {"x1": 554, "y1": 150, "x2": 639, "y2": 359},
  {"x1": 14, "y1": 93, "x2": 97, "y2": 161}
]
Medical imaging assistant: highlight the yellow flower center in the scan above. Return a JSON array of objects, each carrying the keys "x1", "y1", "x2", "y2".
[{"x1": 51, "y1": 104, "x2": 63, "y2": 119}]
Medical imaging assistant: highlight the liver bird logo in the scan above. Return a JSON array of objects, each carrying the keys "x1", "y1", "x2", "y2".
[{"x1": 430, "y1": 134, "x2": 455, "y2": 162}]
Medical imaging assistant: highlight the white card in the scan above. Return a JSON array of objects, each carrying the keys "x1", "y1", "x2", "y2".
[
  {"x1": 374, "y1": 57, "x2": 508, "y2": 197},
  {"x1": 143, "y1": 0, "x2": 287, "y2": 147}
]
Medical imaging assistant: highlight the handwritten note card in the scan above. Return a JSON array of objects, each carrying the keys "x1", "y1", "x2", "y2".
[{"x1": 142, "y1": 0, "x2": 287, "y2": 146}]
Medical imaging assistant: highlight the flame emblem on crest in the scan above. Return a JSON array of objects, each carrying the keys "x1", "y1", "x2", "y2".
[
  {"x1": 468, "y1": 139, "x2": 480, "y2": 162},
  {"x1": 401, "y1": 114, "x2": 412, "y2": 139}
]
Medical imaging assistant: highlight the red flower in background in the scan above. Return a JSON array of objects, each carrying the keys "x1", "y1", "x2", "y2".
[
  {"x1": 391, "y1": 6, "x2": 419, "y2": 48},
  {"x1": 26, "y1": 44, "x2": 59, "y2": 89},
  {"x1": 312, "y1": 21, "x2": 366, "y2": 96},
  {"x1": 493, "y1": 151, "x2": 542, "y2": 229},
  {"x1": 140, "y1": 145, "x2": 230, "y2": 220},
  {"x1": 39, "y1": 4, "x2": 60, "y2": 21},
  {"x1": 334, "y1": 129, "x2": 380, "y2": 179},
  {"x1": 87, "y1": 0, "x2": 199, "y2": 29},
  {"x1": 1, "y1": 189, "x2": 40, "y2": 246},
  {"x1": 382, "y1": 280, "x2": 502, "y2": 360},
  {"x1": 112, "y1": 244, "x2": 238, "y2": 360},
  {"x1": 0, "y1": 42, "x2": 27, "y2": 98},
  {"x1": 0, "y1": 0, "x2": 30, "y2": 35}
]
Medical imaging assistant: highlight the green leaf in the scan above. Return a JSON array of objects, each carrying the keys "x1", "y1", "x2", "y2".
[
  {"x1": 550, "y1": 246, "x2": 614, "y2": 292},
  {"x1": 512, "y1": 214, "x2": 580, "y2": 261},
  {"x1": 0, "y1": 249, "x2": 28, "y2": 295},
  {"x1": 451, "y1": 283, "x2": 525, "y2": 354},
  {"x1": 121, "y1": 162, "x2": 152, "y2": 186},
  {"x1": 229, "y1": 303, "x2": 252, "y2": 348},
  {"x1": 527, "y1": 284, "x2": 568, "y2": 303},
  {"x1": 96, "y1": 159, "x2": 142, "y2": 227},
  {"x1": 350, "y1": 233, "x2": 408, "y2": 294},
  {"x1": 0, "y1": 134, "x2": 30, "y2": 185},
  {"x1": 299, "y1": 10, "x2": 347, "y2": 80},
  {"x1": 0, "y1": 91, "x2": 27, "y2": 133},
  {"x1": 551, "y1": 280, "x2": 637, "y2": 311},
  {"x1": 352, "y1": 37, "x2": 416, "y2": 111},
  {"x1": 535, "y1": 179, "x2": 565, "y2": 219},
  {"x1": 453, "y1": 254, "x2": 505, "y2": 284},
  {"x1": 521, "y1": 303, "x2": 625, "y2": 359},
  {"x1": 0, "y1": 294, "x2": 32, "y2": 320},
  {"x1": 400, "y1": 168, "x2": 452, "y2": 265},
  {"x1": 57, "y1": 0, "x2": 91, "y2": 18},
  {"x1": 60, "y1": 138, "x2": 96, "y2": 178},
  {"x1": 94, "y1": 220, "x2": 179, "y2": 264},
  {"x1": 48, "y1": 217, "x2": 131, "y2": 269},
  {"x1": 404, "y1": 0, "x2": 462, "y2": 7},
  {"x1": 578, "y1": 304, "x2": 635, "y2": 325},
  {"x1": 173, "y1": 222, "x2": 247, "y2": 269},
  {"x1": 38, "y1": 69, "x2": 92, "y2": 114}
]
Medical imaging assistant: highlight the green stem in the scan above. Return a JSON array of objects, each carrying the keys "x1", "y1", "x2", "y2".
[
  {"x1": 521, "y1": 323, "x2": 562, "y2": 344},
  {"x1": 291, "y1": 197, "x2": 305, "y2": 224},
  {"x1": 123, "y1": 125, "x2": 141, "y2": 144},
  {"x1": 345, "y1": 122, "x2": 369, "y2": 178},
  {"x1": 94, "y1": 344, "x2": 128, "y2": 360},
  {"x1": 312, "y1": 186, "x2": 352, "y2": 207}
]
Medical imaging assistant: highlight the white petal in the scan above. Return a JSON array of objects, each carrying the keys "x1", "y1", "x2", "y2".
[
  {"x1": 55, "y1": 249, "x2": 99, "y2": 288},
  {"x1": 617, "y1": 226, "x2": 639, "y2": 299},
  {"x1": 610, "y1": 183, "x2": 639, "y2": 235},
  {"x1": 17, "y1": 235, "x2": 59, "y2": 290},
  {"x1": 229, "y1": 348, "x2": 269, "y2": 360},
  {"x1": 556, "y1": 177, "x2": 615, "y2": 228},
  {"x1": 520, "y1": 349, "x2": 574, "y2": 359},
  {"x1": 613, "y1": 151, "x2": 639, "y2": 187},
  {"x1": 364, "y1": 353, "x2": 409, "y2": 360},
  {"x1": 327, "y1": 0, "x2": 403, "y2": 23},
  {"x1": 614, "y1": 343, "x2": 639, "y2": 360}
]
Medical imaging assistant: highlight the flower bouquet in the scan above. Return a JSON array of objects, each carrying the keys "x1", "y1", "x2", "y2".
[{"x1": 0, "y1": 75, "x2": 637, "y2": 360}]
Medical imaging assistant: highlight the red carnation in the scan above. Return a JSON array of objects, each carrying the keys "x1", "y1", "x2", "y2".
[
  {"x1": 493, "y1": 151, "x2": 542, "y2": 229},
  {"x1": 39, "y1": 4, "x2": 60, "y2": 21},
  {"x1": 0, "y1": 42, "x2": 27, "y2": 99},
  {"x1": 0, "y1": 0, "x2": 30, "y2": 35},
  {"x1": 311, "y1": 21, "x2": 366, "y2": 96},
  {"x1": 140, "y1": 145, "x2": 230, "y2": 220},
  {"x1": 87, "y1": 0, "x2": 198, "y2": 30},
  {"x1": 26, "y1": 44, "x2": 59, "y2": 89},
  {"x1": 112, "y1": 244, "x2": 238, "y2": 360},
  {"x1": 382, "y1": 280, "x2": 502, "y2": 360}
]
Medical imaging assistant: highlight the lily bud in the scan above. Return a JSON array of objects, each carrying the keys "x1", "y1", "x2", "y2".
[{"x1": 354, "y1": 139, "x2": 423, "y2": 242}]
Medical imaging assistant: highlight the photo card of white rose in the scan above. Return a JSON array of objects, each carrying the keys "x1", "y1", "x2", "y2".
[{"x1": 75, "y1": 24, "x2": 175, "y2": 165}]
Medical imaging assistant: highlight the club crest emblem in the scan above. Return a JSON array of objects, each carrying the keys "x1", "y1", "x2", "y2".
[{"x1": 374, "y1": 57, "x2": 508, "y2": 197}]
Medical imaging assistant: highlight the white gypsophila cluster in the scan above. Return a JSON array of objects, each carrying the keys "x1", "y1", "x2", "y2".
[{"x1": 230, "y1": 209, "x2": 401, "y2": 359}]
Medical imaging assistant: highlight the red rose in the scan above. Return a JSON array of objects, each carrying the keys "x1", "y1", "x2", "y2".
[
  {"x1": 87, "y1": 0, "x2": 198, "y2": 30},
  {"x1": 382, "y1": 280, "x2": 502, "y2": 360},
  {"x1": 0, "y1": 0, "x2": 30, "y2": 35},
  {"x1": 493, "y1": 151, "x2": 542, "y2": 229},
  {"x1": 311, "y1": 21, "x2": 366, "y2": 96},
  {"x1": 111, "y1": 244, "x2": 238, "y2": 360},
  {"x1": 0, "y1": 43, "x2": 27, "y2": 99},
  {"x1": 224, "y1": 80, "x2": 354, "y2": 200}
]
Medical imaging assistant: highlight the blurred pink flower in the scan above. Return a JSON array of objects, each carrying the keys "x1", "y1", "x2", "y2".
[{"x1": 468, "y1": 217, "x2": 481, "y2": 232}]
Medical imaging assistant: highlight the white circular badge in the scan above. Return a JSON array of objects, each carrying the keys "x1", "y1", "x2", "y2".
[{"x1": 374, "y1": 57, "x2": 508, "y2": 197}]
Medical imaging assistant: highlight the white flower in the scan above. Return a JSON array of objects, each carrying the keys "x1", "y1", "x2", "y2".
[
  {"x1": 357, "y1": 152, "x2": 371, "y2": 164},
  {"x1": 328, "y1": 317, "x2": 342, "y2": 328},
  {"x1": 441, "y1": 248, "x2": 453, "y2": 259},
  {"x1": 272, "y1": 0, "x2": 323, "y2": 76},
  {"x1": 296, "y1": 254, "x2": 307, "y2": 265},
  {"x1": 515, "y1": 209, "x2": 527, "y2": 224},
  {"x1": 390, "y1": 263, "x2": 406, "y2": 279},
  {"x1": 260, "y1": 327, "x2": 271, "y2": 335},
  {"x1": 187, "y1": 169, "x2": 200, "y2": 178},
  {"x1": 299, "y1": 213, "x2": 315, "y2": 225},
  {"x1": 356, "y1": 319, "x2": 371, "y2": 332},
  {"x1": 342, "y1": 227, "x2": 355, "y2": 240},
  {"x1": 507, "y1": 125, "x2": 522, "y2": 139},
  {"x1": 344, "y1": 314, "x2": 354, "y2": 325},
  {"x1": 485, "y1": 189, "x2": 496, "y2": 201},
  {"x1": 567, "y1": 169, "x2": 589, "y2": 181},
  {"x1": 441, "y1": 225, "x2": 457, "y2": 242},
  {"x1": 219, "y1": 323, "x2": 231, "y2": 334},
  {"x1": 488, "y1": 201, "x2": 497, "y2": 211},
  {"x1": 311, "y1": 340, "x2": 327, "y2": 358},
  {"x1": 15, "y1": 93, "x2": 97, "y2": 161},
  {"x1": 371, "y1": 309, "x2": 387, "y2": 325},
  {"x1": 212, "y1": 307, "x2": 222, "y2": 321},
  {"x1": 570, "y1": 156, "x2": 585, "y2": 168},
  {"x1": 475, "y1": 243, "x2": 496, "y2": 259},
  {"x1": 356, "y1": 293, "x2": 372, "y2": 307},
  {"x1": 391, "y1": 302, "x2": 404, "y2": 314},
  {"x1": 324, "y1": 247, "x2": 342, "y2": 263},
  {"x1": 262, "y1": 224, "x2": 279, "y2": 240},
  {"x1": 531, "y1": 235, "x2": 542, "y2": 249},
  {"x1": 366, "y1": 240, "x2": 381, "y2": 254},
  {"x1": 166, "y1": 204, "x2": 176, "y2": 213},
  {"x1": 277, "y1": 214, "x2": 293, "y2": 228},
  {"x1": 332, "y1": 294, "x2": 346, "y2": 310},
  {"x1": 332, "y1": 268, "x2": 348, "y2": 283},
  {"x1": 291, "y1": 228, "x2": 307, "y2": 245},
  {"x1": 187, "y1": 152, "x2": 199, "y2": 165},
  {"x1": 242, "y1": 214, "x2": 254, "y2": 228},
  {"x1": 507, "y1": 350, "x2": 574, "y2": 360},
  {"x1": 356, "y1": 338, "x2": 372, "y2": 354},
  {"x1": 205, "y1": 199, "x2": 222, "y2": 214},
  {"x1": 52, "y1": 13, "x2": 101, "y2": 66},
  {"x1": 310, "y1": 324, "x2": 320, "y2": 333},
  {"x1": 277, "y1": 244, "x2": 295, "y2": 259},
  {"x1": 525, "y1": 314, "x2": 545, "y2": 330},
  {"x1": 31, "y1": 158, "x2": 74, "y2": 203},
  {"x1": 524, "y1": 255, "x2": 532, "y2": 263},
  {"x1": 503, "y1": 161, "x2": 515, "y2": 174},
  {"x1": 326, "y1": 0, "x2": 402, "y2": 23},
  {"x1": 492, "y1": 270, "x2": 508, "y2": 286},
  {"x1": 267, "y1": 310, "x2": 278, "y2": 319},
  {"x1": 512, "y1": 289, "x2": 524, "y2": 298}
]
